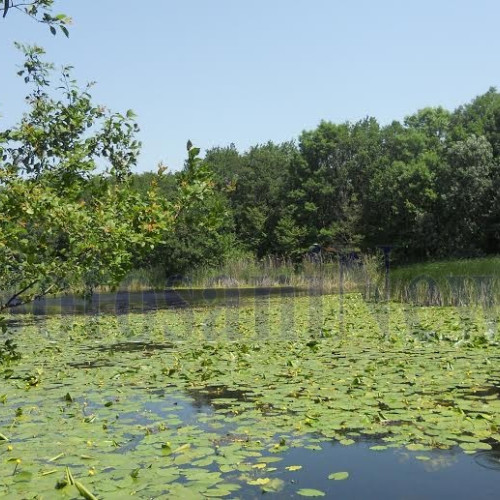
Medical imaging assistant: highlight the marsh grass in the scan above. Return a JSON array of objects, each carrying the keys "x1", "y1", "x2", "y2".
[
  {"x1": 100, "y1": 255, "x2": 500, "y2": 308},
  {"x1": 388, "y1": 256, "x2": 500, "y2": 307},
  {"x1": 116, "y1": 266, "x2": 168, "y2": 291},
  {"x1": 112, "y1": 254, "x2": 384, "y2": 294}
]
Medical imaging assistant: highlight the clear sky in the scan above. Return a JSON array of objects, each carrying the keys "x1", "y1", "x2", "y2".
[{"x1": 1, "y1": 0, "x2": 500, "y2": 172}]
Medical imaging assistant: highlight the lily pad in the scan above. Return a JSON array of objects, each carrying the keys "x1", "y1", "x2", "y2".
[
  {"x1": 328, "y1": 471, "x2": 349, "y2": 480},
  {"x1": 297, "y1": 488, "x2": 326, "y2": 497}
]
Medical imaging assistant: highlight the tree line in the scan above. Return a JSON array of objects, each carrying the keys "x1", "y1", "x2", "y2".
[{"x1": 134, "y1": 89, "x2": 500, "y2": 275}]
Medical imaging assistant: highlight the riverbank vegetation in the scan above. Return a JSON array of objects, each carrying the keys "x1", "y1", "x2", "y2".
[
  {"x1": 130, "y1": 88, "x2": 500, "y2": 284},
  {"x1": 2, "y1": 43, "x2": 500, "y2": 307},
  {"x1": 119, "y1": 89, "x2": 500, "y2": 296}
]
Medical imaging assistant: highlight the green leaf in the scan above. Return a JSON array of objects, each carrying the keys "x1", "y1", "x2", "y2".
[
  {"x1": 13, "y1": 471, "x2": 33, "y2": 483},
  {"x1": 297, "y1": 488, "x2": 326, "y2": 497},
  {"x1": 328, "y1": 471, "x2": 349, "y2": 480}
]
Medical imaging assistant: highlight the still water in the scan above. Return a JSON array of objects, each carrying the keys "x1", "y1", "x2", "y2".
[
  {"x1": 129, "y1": 387, "x2": 500, "y2": 499},
  {"x1": 8, "y1": 287, "x2": 308, "y2": 315}
]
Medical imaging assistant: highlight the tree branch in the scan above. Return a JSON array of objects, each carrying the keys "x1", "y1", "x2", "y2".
[{"x1": 2, "y1": 279, "x2": 38, "y2": 311}]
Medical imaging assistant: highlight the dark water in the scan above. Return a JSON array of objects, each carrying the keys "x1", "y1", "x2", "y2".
[{"x1": 7, "y1": 286, "x2": 312, "y2": 315}]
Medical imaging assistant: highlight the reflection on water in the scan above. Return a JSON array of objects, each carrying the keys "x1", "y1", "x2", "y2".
[
  {"x1": 93, "y1": 341, "x2": 176, "y2": 352},
  {"x1": 7, "y1": 287, "x2": 306, "y2": 315},
  {"x1": 68, "y1": 359, "x2": 115, "y2": 369},
  {"x1": 277, "y1": 443, "x2": 498, "y2": 500},
  {"x1": 475, "y1": 448, "x2": 500, "y2": 470}
]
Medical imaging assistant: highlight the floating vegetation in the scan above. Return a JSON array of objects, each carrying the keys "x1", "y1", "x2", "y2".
[{"x1": 1, "y1": 294, "x2": 500, "y2": 498}]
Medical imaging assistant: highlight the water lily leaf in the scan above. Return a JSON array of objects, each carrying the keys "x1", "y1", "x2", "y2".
[
  {"x1": 6, "y1": 294, "x2": 500, "y2": 498},
  {"x1": 339, "y1": 439, "x2": 355, "y2": 446},
  {"x1": 247, "y1": 477, "x2": 270, "y2": 486},
  {"x1": 459, "y1": 442, "x2": 492, "y2": 452},
  {"x1": 297, "y1": 488, "x2": 326, "y2": 497},
  {"x1": 13, "y1": 471, "x2": 33, "y2": 483},
  {"x1": 252, "y1": 463, "x2": 266, "y2": 469},
  {"x1": 258, "y1": 456, "x2": 283, "y2": 463},
  {"x1": 328, "y1": 471, "x2": 349, "y2": 480},
  {"x1": 203, "y1": 489, "x2": 232, "y2": 498},
  {"x1": 262, "y1": 478, "x2": 285, "y2": 492},
  {"x1": 406, "y1": 443, "x2": 430, "y2": 451}
]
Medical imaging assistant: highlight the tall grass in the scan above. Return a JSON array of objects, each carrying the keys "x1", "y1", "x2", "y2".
[
  {"x1": 388, "y1": 256, "x2": 500, "y2": 306},
  {"x1": 114, "y1": 254, "x2": 383, "y2": 294},
  {"x1": 112, "y1": 266, "x2": 168, "y2": 292},
  {"x1": 188, "y1": 255, "x2": 369, "y2": 292},
  {"x1": 113, "y1": 254, "x2": 500, "y2": 308}
]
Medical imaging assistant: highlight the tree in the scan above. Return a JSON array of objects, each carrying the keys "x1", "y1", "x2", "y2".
[
  {"x1": 0, "y1": 45, "x2": 216, "y2": 312},
  {"x1": 1, "y1": 0, "x2": 71, "y2": 36},
  {"x1": 205, "y1": 141, "x2": 298, "y2": 257},
  {"x1": 132, "y1": 167, "x2": 232, "y2": 279},
  {"x1": 365, "y1": 154, "x2": 439, "y2": 258},
  {"x1": 284, "y1": 120, "x2": 377, "y2": 253},
  {"x1": 434, "y1": 135, "x2": 494, "y2": 255},
  {"x1": 450, "y1": 88, "x2": 500, "y2": 155}
]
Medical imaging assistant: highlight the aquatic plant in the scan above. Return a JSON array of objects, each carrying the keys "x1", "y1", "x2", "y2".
[{"x1": 1, "y1": 294, "x2": 499, "y2": 497}]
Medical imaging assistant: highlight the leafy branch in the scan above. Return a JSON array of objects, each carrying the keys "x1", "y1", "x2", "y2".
[{"x1": 1, "y1": 0, "x2": 71, "y2": 36}]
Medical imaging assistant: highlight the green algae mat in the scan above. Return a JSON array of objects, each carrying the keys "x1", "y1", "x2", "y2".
[{"x1": 1, "y1": 294, "x2": 500, "y2": 498}]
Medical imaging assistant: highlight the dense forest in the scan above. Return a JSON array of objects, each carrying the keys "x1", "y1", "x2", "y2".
[{"x1": 134, "y1": 88, "x2": 500, "y2": 276}]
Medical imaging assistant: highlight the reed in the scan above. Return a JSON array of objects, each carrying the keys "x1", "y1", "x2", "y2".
[
  {"x1": 106, "y1": 255, "x2": 500, "y2": 309},
  {"x1": 388, "y1": 256, "x2": 500, "y2": 307},
  {"x1": 186, "y1": 254, "x2": 382, "y2": 293},
  {"x1": 111, "y1": 254, "x2": 383, "y2": 294}
]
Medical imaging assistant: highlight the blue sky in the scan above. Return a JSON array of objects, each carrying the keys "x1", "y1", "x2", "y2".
[{"x1": 1, "y1": 0, "x2": 500, "y2": 172}]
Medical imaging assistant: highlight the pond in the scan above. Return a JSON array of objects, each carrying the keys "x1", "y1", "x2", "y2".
[
  {"x1": 1, "y1": 293, "x2": 500, "y2": 498},
  {"x1": 7, "y1": 286, "x2": 309, "y2": 315}
]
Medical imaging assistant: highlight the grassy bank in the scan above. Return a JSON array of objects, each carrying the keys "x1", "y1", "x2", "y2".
[{"x1": 389, "y1": 256, "x2": 500, "y2": 306}]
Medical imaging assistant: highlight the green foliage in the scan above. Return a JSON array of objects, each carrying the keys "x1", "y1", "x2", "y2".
[
  {"x1": 0, "y1": 337, "x2": 20, "y2": 364},
  {"x1": 4, "y1": 41, "x2": 499, "y2": 287},
  {"x1": 199, "y1": 89, "x2": 500, "y2": 264},
  {"x1": 1, "y1": 0, "x2": 71, "y2": 36},
  {"x1": 124, "y1": 88, "x2": 500, "y2": 272},
  {"x1": 205, "y1": 141, "x2": 299, "y2": 257},
  {"x1": 130, "y1": 145, "x2": 231, "y2": 280},
  {"x1": 0, "y1": 46, "x2": 218, "y2": 309}
]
